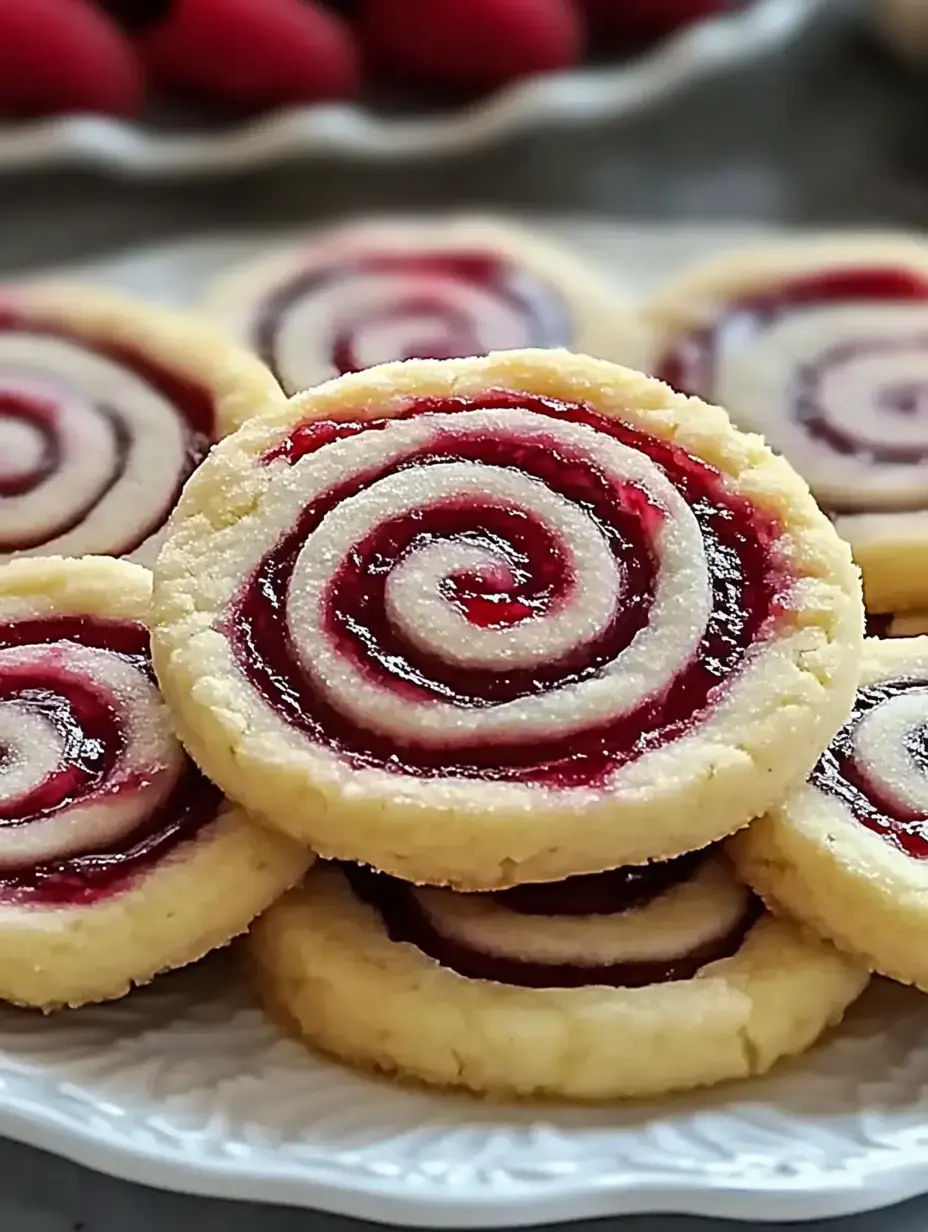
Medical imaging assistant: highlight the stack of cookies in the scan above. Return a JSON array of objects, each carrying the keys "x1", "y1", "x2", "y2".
[
  {"x1": 148, "y1": 344, "x2": 869, "y2": 1102},
  {"x1": 7, "y1": 215, "x2": 928, "y2": 1108}
]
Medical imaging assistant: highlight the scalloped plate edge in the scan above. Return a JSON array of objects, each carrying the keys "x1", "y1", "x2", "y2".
[
  {"x1": 0, "y1": 1097, "x2": 926, "y2": 1227},
  {"x1": 0, "y1": 0, "x2": 824, "y2": 178}
]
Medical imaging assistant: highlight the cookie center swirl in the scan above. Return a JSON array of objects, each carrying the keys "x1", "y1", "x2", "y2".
[
  {"x1": 253, "y1": 252, "x2": 568, "y2": 394},
  {"x1": 232, "y1": 393, "x2": 790, "y2": 786},
  {"x1": 0, "y1": 316, "x2": 215, "y2": 561},
  {"x1": 347, "y1": 853, "x2": 758, "y2": 987},
  {"x1": 657, "y1": 268, "x2": 928, "y2": 513},
  {"x1": 0, "y1": 617, "x2": 221, "y2": 904},
  {"x1": 812, "y1": 676, "x2": 928, "y2": 857}
]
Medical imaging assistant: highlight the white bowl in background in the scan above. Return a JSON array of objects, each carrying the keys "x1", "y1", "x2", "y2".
[{"x1": 0, "y1": 0, "x2": 823, "y2": 179}]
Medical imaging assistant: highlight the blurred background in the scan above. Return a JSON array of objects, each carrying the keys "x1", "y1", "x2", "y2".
[
  {"x1": 3, "y1": 2, "x2": 928, "y2": 1230},
  {"x1": 2, "y1": 0, "x2": 927, "y2": 270}
]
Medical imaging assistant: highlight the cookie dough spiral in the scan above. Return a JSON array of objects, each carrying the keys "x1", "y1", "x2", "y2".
[
  {"x1": 347, "y1": 851, "x2": 758, "y2": 989},
  {"x1": 659, "y1": 267, "x2": 928, "y2": 514},
  {"x1": 0, "y1": 285, "x2": 283, "y2": 566},
  {"x1": 249, "y1": 398, "x2": 724, "y2": 772},
  {"x1": 0, "y1": 623, "x2": 200, "y2": 878},
  {"x1": 254, "y1": 251, "x2": 567, "y2": 395},
  {"x1": 647, "y1": 237, "x2": 928, "y2": 612},
  {"x1": 809, "y1": 671, "x2": 928, "y2": 858},
  {"x1": 0, "y1": 556, "x2": 310, "y2": 1009},
  {"x1": 202, "y1": 217, "x2": 649, "y2": 396},
  {"x1": 730, "y1": 637, "x2": 928, "y2": 989},
  {"x1": 151, "y1": 352, "x2": 862, "y2": 886}
]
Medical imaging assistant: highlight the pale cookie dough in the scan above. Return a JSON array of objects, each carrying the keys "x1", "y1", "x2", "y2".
[
  {"x1": 247, "y1": 858, "x2": 868, "y2": 1101},
  {"x1": 0, "y1": 555, "x2": 310, "y2": 1011},
  {"x1": 0, "y1": 281, "x2": 283, "y2": 567},
  {"x1": 151, "y1": 350, "x2": 862, "y2": 888},
  {"x1": 201, "y1": 216, "x2": 648, "y2": 394},
  {"x1": 645, "y1": 234, "x2": 928, "y2": 612},
  {"x1": 730, "y1": 636, "x2": 928, "y2": 989}
]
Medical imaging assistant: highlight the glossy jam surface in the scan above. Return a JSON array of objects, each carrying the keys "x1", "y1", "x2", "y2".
[
  {"x1": 812, "y1": 677, "x2": 928, "y2": 859},
  {"x1": 0, "y1": 616, "x2": 221, "y2": 905},
  {"x1": 0, "y1": 311, "x2": 216, "y2": 557},
  {"x1": 346, "y1": 855, "x2": 760, "y2": 988},
  {"x1": 254, "y1": 251, "x2": 569, "y2": 383},
  {"x1": 233, "y1": 393, "x2": 791, "y2": 788}
]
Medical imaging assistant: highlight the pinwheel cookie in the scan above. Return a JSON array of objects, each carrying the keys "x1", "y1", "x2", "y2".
[
  {"x1": 248, "y1": 852, "x2": 868, "y2": 1100},
  {"x1": 0, "y1": 282, "x2": 282, "y2": 566},
  {"x1": 646, "y1": 234, "x2": 928, "y2": 612},
  {"x1": 151, "y1": 350, "x2": 862, "y2": 888},
  {"x1": 201, "y1": 216, "x2": 647, "y2": 395},
  {"x1": 731, "y1": 636, "x2": 928, "y2": 990},
  {"x1": 0, "y1": 556, "x2": 310, "y2": 1010}
]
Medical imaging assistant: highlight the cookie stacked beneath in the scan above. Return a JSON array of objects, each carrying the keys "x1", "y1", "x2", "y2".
[{"x1": 149, "y1": 349, "x2": 871, "y2": 1100}]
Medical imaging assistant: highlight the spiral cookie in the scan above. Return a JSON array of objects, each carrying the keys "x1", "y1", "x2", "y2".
[
  {"x1": 202, "y1": 217, "x2": 647, "y2": 395},
  {"x1": 646, "y1": 235, "x2": 928, "y2": 612},
  {"x1": 248, "y1": 854, "x2": 868, "y2": 1100},
  {"x1": 0, "y1": 282, "x2": 282, "y2": 567},
  {"x1": 0, "y1": 555, "x2": 310, "y2": 1010},
  {"x1": 730, "y1": 636, "x2": 928, "y2": 989},
  {"x1": 151, "y1": 350, "x2": 862, "y2": 888}
]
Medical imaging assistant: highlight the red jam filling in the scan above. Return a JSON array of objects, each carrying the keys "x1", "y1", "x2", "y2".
[
  {"x1": 0, "y1": 311, "x2": 216, "y2": 555},
  {"x1": 253, "y1": 252, "x2": 568, "y2": 389},
  {"x1": 346, "y1": 853, "x2": 760, "y2": 989},
  {"x1": 811, "y1": 677, "x2": 928, "y2": 859},
  {"x1": 231, "y1": 393, "x2": 792, "y2": 788},
  {"x1": 0, "y1": 616, "x2": 222, "y2": 906},
  {"x1": 657, "y1": 267, "x2": 928, "y2": 503}
]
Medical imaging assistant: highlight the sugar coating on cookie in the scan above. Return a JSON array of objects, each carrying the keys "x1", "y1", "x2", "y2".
[
  {"x1": 248, "y1": 856, "x2": 868, "y2": 1100},
  {"x1": 0, "y1": 283, "x2": 283, "y2": 567},
  {"x1": 151, "y1": 351, "x2": 862, "y2": 887},
  {"x1": 646, "y1": 236, "x2": 928, "y2": 612},
  {"x1": 202, "y1": 217, "x2": 647, "y2": 395},
  {"x1": 0, "y1": 555, "x2": 310, "y2": 1010},
  {"x1": 731, "y1": 636, "x2": 928, "y2": 989}
]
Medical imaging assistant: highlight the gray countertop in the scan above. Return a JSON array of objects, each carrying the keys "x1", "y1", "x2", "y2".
[{"x1": 2, "y1": 2, "x2": 927, "y2": 1229}]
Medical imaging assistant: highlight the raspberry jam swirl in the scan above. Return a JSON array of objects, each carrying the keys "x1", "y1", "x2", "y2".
[
  {"x1": 811, "y1": 675, "x2": 928, "y2": 858},
  {"x1": 657, "y1": 268, "x2": 928, "y2": 516},
  {"x1": 347, "y1": 852, "x2": 759, "y2": 987},
  {"x1": 0, "y1": 311, "x2": 214, "y2": 564},
  {"x1": 0, "y1": 616, "x2": 221, "y2": 905},
  {"x1": 231, "y1": 392, "x2": 791, "y2": 787},
  {"x1": 252, "y1": 251, "x2": 568, "y2": 394}
]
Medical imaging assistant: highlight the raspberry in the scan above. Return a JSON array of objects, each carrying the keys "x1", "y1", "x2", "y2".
[
  {"x1": 140, "y1": 0, "x2": 360, "y2": 106},
  {"x1": 583, "y1": 0, "x2": 730, "y2": 39},
  {"x1": 362, "y1": 0, "x2": 583, "y2": 91},
  {"x1": 0, "y1": 0, "x2": 143, "y2": 118}
]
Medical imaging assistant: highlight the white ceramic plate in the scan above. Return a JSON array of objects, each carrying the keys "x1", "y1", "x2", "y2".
[
  {"x1": 0, "y1": 0, "x2": 822, "y2": 178},
  {"x1": 4, "y1": 219, "x2": 928, "y2": 1227}
]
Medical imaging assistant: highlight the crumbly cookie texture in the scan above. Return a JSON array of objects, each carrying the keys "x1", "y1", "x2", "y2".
[
  {"x1": 730, "y1": 636, "x2": 928, "y2": 989},
  {"x1": 11, "y1": 281, "x2": 285, "y2": 434},
  {"x1": 247, "y1": 863, "x2": 868, "y2": 1102},
  {"x1": 644, "y1": 234, "x2": 928, "y2": 613},
  {"x1": 201, "y1": 215, "x2": 650, "y2": 394},
  {"x1": 0, "y1": 555, "x2": 311, "y2": 1011},
  {"x1": 151, "y1": 349, "x2": 863, "y2": 889},
  {"x1": 0, "y1": 282, "x2": 285, "y2": 568}
]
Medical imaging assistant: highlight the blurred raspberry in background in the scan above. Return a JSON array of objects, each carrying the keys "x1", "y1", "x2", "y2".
[{"x1": 0, "y1": 0, "x2": 737, "y2": 119}]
